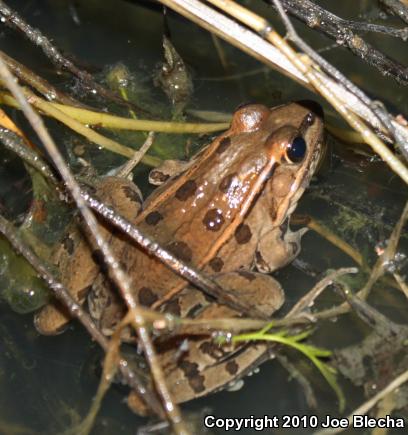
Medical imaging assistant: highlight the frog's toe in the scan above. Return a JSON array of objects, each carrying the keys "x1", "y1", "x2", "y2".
[
  {"x1": 34, "y1": 303, "x2": 71, "y2": 335},
  {"x1": 127, "y1": 390, "x2": 152, "y2": 416}
]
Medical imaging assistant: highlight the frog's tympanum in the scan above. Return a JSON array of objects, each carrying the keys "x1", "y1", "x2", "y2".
[{"x1": 35, "y1": 101, "x2": 324, "y2": 414}]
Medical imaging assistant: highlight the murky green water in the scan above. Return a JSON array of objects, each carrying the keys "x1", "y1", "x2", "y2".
[{"x1": 0, "y1": 0, "x2": 407, "y2": 434}]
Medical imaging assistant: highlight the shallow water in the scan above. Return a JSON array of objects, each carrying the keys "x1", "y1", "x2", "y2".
[{"x1": 0, "y1": 0, "x2": 407, "y2": 434}]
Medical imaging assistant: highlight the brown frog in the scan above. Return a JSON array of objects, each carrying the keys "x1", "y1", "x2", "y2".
[{"x1": 35, "y1": 101, "x2": 324, "y2": 413}]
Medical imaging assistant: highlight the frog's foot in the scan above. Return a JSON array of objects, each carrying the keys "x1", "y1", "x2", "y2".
[
  {"x1": 255, "y1": 226, "x2": 308, "y2": 273},
  {"x1": 127, "y1": 390, "x2": 152, "y2": 416},
  {"x1": 148, "y1": 159, "x2": 190, "y2": 185},
  {"x1": 156, "y1": 337, "x2": 270, "y2": 407},
  {"x1": 34, "y1": 302, "x2": 72, "y2": 335}
]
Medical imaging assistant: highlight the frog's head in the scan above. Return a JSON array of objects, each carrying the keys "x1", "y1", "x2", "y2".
[{"x1": 227, "y1": 101, "x2": 324, "y2": 225}]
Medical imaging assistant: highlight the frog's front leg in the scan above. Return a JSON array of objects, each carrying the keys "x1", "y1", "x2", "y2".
[{"x1": 255, "y1": 224, "x2": 308, "y2": 273}]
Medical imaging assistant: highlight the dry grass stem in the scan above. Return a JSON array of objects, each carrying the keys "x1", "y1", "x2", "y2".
[
  {"x1": 116, "y1": 132, "x2": 156, "y2": 178},
  {"x1": 286, "y1": 267, "x2": 359, "y2": 319},
  {"x1": 0, "y1": 91, "x2": 229, "y2": 134},
  {"x1": 393, "y1": 273, "x2": 408, "y2": 298},
  {"x1": 158, "y1": 0, "x2": 408, "y2": 184}
]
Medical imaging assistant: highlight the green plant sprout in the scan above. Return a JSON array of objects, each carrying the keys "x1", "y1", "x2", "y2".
[{"x1": 231, "y1": 323, "x2": 345, "y2": 412}]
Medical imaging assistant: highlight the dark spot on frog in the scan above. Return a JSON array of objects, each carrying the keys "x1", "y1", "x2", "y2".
[
  {"x1": 91, "y1": 249, "x2": 105, "y2": 267},
  {"x1": 216, "y1": 137, "x2": 231, "y2": 154},
  {"x1": 186, "y1": 302, "x2": 205, "y2": 318},
  {"x1": 77, "y1": 285, "x2": 92, "y2": 301},
  {"x1": 166, "y1": 241, "x2": 193, "y2": 263},
  {"x1": 209, "y1": 257, "x2": 224, "y2": 272},
  {"x1": 238, "y1": 270, "x2": 256, "y2": 282},
  {"x1": 255, "y1": 251, "x2": 267, "y2": 268},
  {"x1": 219, "y1": 172, "x2": 237, "y2": 193},
  {"x1": 270, "y1": 198, "x2": 277, "y2": 221},
  {"x1": 119, "y1": 260, "x2": 129, "y2": 273},
  {"x1": 62, "y1": 234, "x2": 75, "y2": 255},
  {"x1": 203, "y1": 208, "x2": 225, "y2": 231},
  {"x1": 199, "y1": 341, "x2": 225, "y2": 359},
  {"x1": 85, "y1": 184, "x2": 97, "y2": 196},
  {"x1": 179, "y1": 360, "x2": 206, "y2": 393},
  {"x1": 234, "y1": 223, "x2": 252, "y2": 244},
  {"x1": 175, "y1": 179, "x2": 197, "y2": 201},
  {"x1": 226, "y1": 360, "x2": 239, "y2": 375},
  {"x1": 138, "y1": 287, "x2": 159, "y2": 307},
  {"x1": 122, "y1": 185, "x2": 142, "y2": 204},
  {"x1": 150, "y1": 170, "x2": 170, "y2": 184},
  {"x1": 279, "y1": 220, "x2": 288, "y2": 234},
  {"x1": 164, "y1": 298, "x2": 181, "y2": 316},
  {"x1": 145, "y1": 211, "x2": 163, "y2": 226},
  {"x1": 290, "y1": 242, "x2": 299, "y2": 255}
]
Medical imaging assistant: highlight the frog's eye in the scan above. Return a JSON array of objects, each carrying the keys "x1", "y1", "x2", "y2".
[{"x1": 285, "y1": 136, "x2": 306, "y2": 163}]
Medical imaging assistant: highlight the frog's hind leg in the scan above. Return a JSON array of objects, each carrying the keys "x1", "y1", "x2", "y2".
[
  {"x1": 34, "y1": 232, "x2": 97, "y2": 335},
  {"x1": 34, "y1": 302, "x2": 71, "y2": 335},
  {"x1": 34, "y1": 177, "x2": 143, "y2": 335},
  {"x1": 168, "y1": 341, "x2": 271, "y2": 404},
  {"x1": 138, "y1": 271, "x2": 284, "y2": 406}
]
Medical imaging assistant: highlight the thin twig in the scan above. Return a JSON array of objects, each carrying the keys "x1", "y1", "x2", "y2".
[
  {"x1": 0, "y1": 1, "x2": 149, "y2": 115},
  {"x1": 25, "y1": 89, "x2": 160, "y2": 165},
  {"x1": 269, "y1": 0, "x2": 408, "y2": 85},
  {"x1": 0, "y1": 127, "x2": 58, "y2": 184},
  {"x1": 393, "y1": 272, "x2": 408, "y2": 298},
  {"x1": 116, "y1": 132, "x2": 156, "y2": 178},
  {"x1": 0, "y1": 50, "x2": 85, "y2": 108},
  {"x1": 314, "y1": 369, "x2": 408, "y2": 435},
  {"x1": 0, "y1": 214, "x2": 164, "y2": 417},
  {"x1": 0, "y1": 55, "x2": 189, "y2": 434},
  {"x1": 379, "y1": 0, "x2": 408, "y2": 25},
  {"x1": 268, "y1": 0, "x2": 408, "y2": 184},
  {"x1": 286, "y1": 267, "x2": 358, "y2": 319}
]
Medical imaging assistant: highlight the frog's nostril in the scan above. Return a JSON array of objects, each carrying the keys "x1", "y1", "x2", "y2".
[{"x1": 295, "y1": 100, "x2": 324, "y2": 119}]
